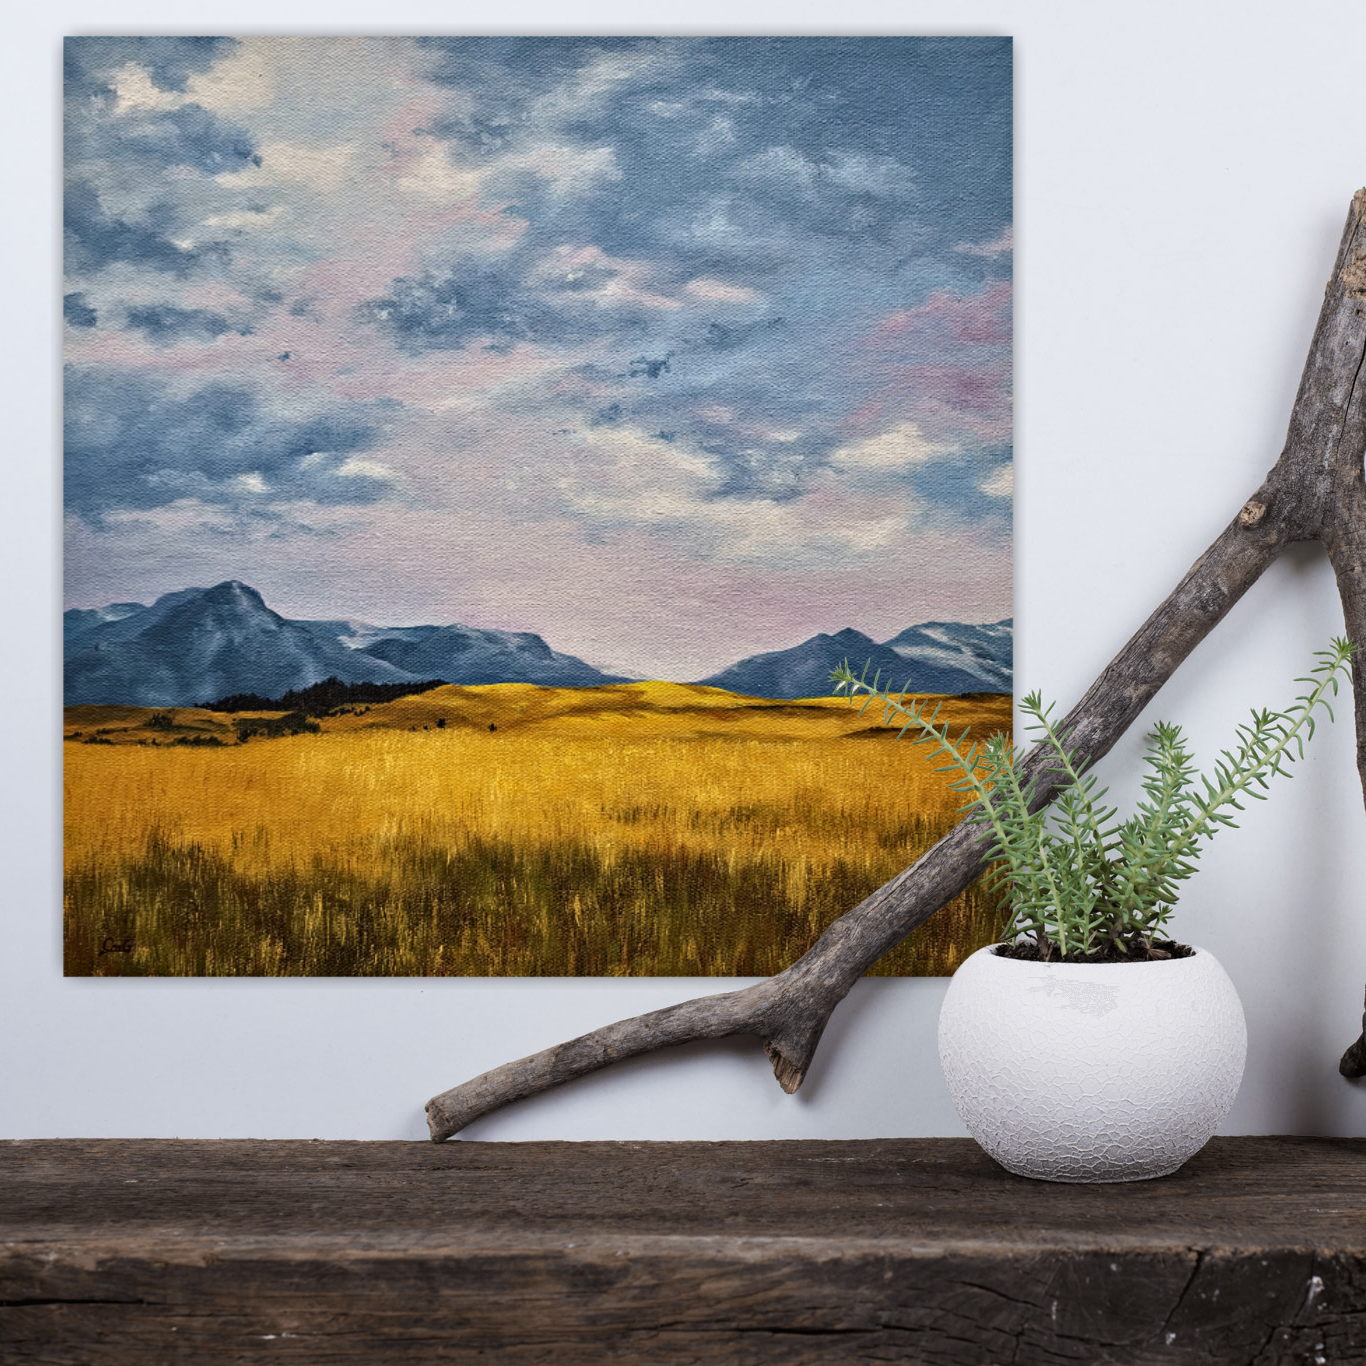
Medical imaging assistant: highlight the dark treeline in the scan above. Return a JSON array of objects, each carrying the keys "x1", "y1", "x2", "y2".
[
  {"x1": 234, "y1": 712, "x2": 320, "y2": 742},
  {"x1": 201, "y1": 676, "x2": 448, "y2": 716}
]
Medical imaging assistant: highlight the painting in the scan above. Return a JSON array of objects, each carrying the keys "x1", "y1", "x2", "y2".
[{"x1": 63, "y1": 37, "x2": 1013, "y2": 978}]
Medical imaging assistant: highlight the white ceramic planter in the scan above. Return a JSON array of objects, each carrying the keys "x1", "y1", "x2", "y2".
[{"x1": 937, "y1": 944, "x2": 1247, "y2": 1183}]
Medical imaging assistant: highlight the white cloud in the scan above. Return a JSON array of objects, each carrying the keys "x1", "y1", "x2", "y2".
[
  {"x1": 684, "y1": 277, "x2": 760, "y2": 304},
  {"x1": 955, "y1": 226, "x2": 1013, "y2": 258},
  {"x1": 111, "y1": 63, "x2": 183, "y2": 114},
  {"x1": 693, "y1": 115, "x2": 737, "y2": 158},
  {"x1": 737, "y1": 145, "x2": 817, "y2": 191},
  {"x1": 530, "y1": 47, "x2": 663, "y2": 126},
  {"x1": 336, "y1": 457, "x2": 398, "y2": 481},
  {"x1": 395, "y1": 144, "x2": 483, "y2": 203},
  {"x1": 185, "y1": 39, "x2": 279, "y2": 113},
  {"x1": 549, "y1": 424, "x2": 917, "y2": 568},
  {"x1": 980, "y1": 463, "x2": 1013, "y2": 498},
  {"x1": 187, "y1": 36, "x2": 412, "y2": 131},
  {"x1": 681, "y1": 200, "x2": 752, "y2": 251},
  {"x1": 733, "y1": 147, "x2": 913, "y2": 202},
  {"x1": 829, "y1": 422, "x2": 953, "y2": 472},
  {"x1": 533, "y1": 245, "x2": 683, "y2": 312},
  {"x1": 388, "y1": 137, "x2": 621, "y2": 218},
  {"x1": 506, "y1": 143, "x2": 622, "y2": 201},
  {"x1": 220, "y1": 141, "x2": 359, "y2": 192},
  {"x1": 203, "y1": 206, "x2": 285, "y2": 231},
  {"x1": 824, "y1": 152, "x2": 914, "y2": 200}
]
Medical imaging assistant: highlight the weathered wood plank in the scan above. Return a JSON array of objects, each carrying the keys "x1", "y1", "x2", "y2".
[{"x1": 2, "y1": 1138, "x2": 1364, "y2": 1363}]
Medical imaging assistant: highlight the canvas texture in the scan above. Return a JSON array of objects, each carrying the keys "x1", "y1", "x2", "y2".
[{"x1": 63, "y1": 37, "x2": 1013, "y2": 978}]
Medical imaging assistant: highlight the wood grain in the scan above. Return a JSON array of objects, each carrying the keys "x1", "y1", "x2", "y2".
[
  {"x1": 3, "y1": 1138, "x2": 1364, "y2": 1364},
  {"x1": 426, "y1": 190, "x2": 1366, "y2": 1138}
]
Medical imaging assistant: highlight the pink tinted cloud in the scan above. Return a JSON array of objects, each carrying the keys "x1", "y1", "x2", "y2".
[
  {"x1": 850, "y1": 280, "x2": 1012, "y2": 445},
  {"x1": 866, "y1": 279, "x2": 1012, "y2": 352}
]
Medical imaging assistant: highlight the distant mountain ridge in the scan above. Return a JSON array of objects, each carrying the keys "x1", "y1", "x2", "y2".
[
  {"x1": 64, "y1": 581, "x2": 627, "y2": 706},
  {"x1": 694, "y1": 620, "x2": 1012, "y2": 700},
  {"x1": 64, "y1": 580, "x2": 1012, "y2": 706},
  {"x1": 883, "y1": 619, "x2": 1012, "y2": 693},
  {"x1": 363, "y1": 625, "x2": 613, "y2": 689}
]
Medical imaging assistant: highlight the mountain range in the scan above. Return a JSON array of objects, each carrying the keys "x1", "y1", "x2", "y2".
[
  {"x1": 697, "y1": 621, "x2": 1012, "y2": 699},
  {"x1": 64, "y1": 581, "x2": 1011, "y2": 706}
]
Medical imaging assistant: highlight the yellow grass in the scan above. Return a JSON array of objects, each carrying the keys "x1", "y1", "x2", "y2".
[{"x1": 64, "y1": 682, "x2": 1011, "y2": 977}]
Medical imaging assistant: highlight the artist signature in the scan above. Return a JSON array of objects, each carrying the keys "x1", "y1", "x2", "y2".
[{"x1": 98, "y1": 936, "x2": 135, "y2": 957}]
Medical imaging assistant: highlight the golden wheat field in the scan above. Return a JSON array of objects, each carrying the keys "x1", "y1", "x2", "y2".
[{"x1": 63, "y1": 682, "x2": 1011, "y2": 978}]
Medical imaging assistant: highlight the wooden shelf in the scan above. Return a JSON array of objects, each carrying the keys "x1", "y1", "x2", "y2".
[{"x1": 2, "y1": 1136, "x2": 1364, "y2": 1363}]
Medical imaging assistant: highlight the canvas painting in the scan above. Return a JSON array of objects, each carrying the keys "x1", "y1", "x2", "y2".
[{"x1": 63, "y1": 37, "x2": 1013, "y2": 978}]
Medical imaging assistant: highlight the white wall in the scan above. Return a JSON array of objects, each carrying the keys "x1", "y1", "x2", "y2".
[{"x1": 5, "y1": 0, "x2": 1365, "y2": 1141}]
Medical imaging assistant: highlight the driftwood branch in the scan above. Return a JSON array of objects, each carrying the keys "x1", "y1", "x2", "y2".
[{"x1": 427, "y1": 191, "x2": 1366, "y2": 1141}]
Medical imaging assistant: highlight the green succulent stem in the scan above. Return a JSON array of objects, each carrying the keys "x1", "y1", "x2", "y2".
[{"x1": 831, "y1": 637, "x2": 1356, "y2": 959}]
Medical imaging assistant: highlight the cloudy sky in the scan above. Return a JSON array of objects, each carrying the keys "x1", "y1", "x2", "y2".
[{"x1": 64, "y1": 36, "x2": 1012, "y2": 679}]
